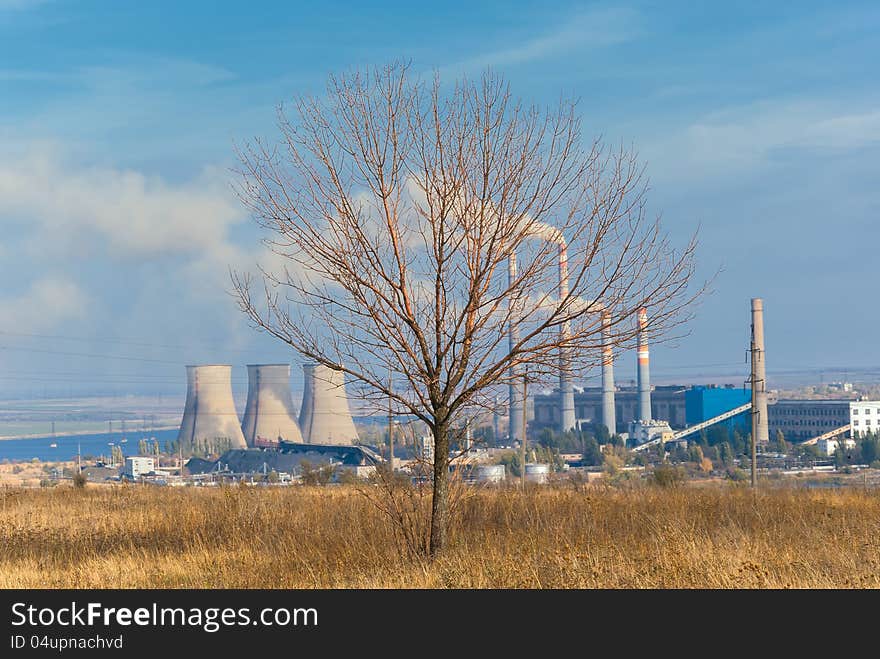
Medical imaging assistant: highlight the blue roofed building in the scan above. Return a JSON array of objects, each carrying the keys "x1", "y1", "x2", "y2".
[{"x1": 685, "y1": 385, "x2": 751, "y2": 435}]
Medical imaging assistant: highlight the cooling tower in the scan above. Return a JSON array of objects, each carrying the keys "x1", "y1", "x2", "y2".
[
  {"x1": 177, "y1": 365, "x2": 246, "y2": 451},
  {"x1": 751, "y1": 298, "x2": 770, "y2": 444},
  {"x1": 240, "y1": 364, "x2": 304, "y2": 446},
  {"x1": 601, "y1": 311, "x2": 617, "y2": 435},
  {"x1": 298, "y1": 363, "x2": 359, "y2": 445},
  {"x1": 636, "y1": 308, "x2": 651, "y2": 422}
]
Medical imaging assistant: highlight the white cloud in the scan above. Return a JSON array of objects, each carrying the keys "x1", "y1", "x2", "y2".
[
  {"x1": 0, "y1": 277, "x2": 87, "y2": 332},
  {"x1": 442, "y1": 7, "x2": 642, "y2": 75},
  {"x1": 643, "y1": 99, "x2": 880, "y2": 183},
  {"x1": 0, "y1": 147, "x2": 244, "y2": 257}
]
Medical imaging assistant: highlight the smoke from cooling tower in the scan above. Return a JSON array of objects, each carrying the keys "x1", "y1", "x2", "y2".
[
  {"x1": 240, "y1": 363, "x2": 304, "y2": 446},
  {"x1": 177, "y1": 364, "x2": 247, "y2": 451}
]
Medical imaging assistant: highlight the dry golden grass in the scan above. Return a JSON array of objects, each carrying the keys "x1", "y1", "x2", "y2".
[{"x1": 1, "y1": 482, "x2": 878, "y2": 588}]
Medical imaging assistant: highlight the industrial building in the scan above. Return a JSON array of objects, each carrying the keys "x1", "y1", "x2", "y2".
[
  {"x1": 848, "y1": 400, "x2": 880, "y2": 438},
  {"x1": 767, "y1": 399, "x2": 851, "y2": 442},
  {"x1": 686, "y1": 386, "x2": 751, "y2": 435},
  {"x1": 817, "y1": 437, "x2": 856, "y2": 457},
  {"x1": 123, "y1": 456, "x2": 155, "y2": 479},
  {"x1": 532, "y1": 385, "x2": 688, "y2": 433},
  {"x1": 534, "y1": 389, "x2": 854, "y2": 444},
  {"x1": 185, "y1": 442, "x2": 380, "y2": 479}
]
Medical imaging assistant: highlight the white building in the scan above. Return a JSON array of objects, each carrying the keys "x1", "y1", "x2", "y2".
[
  {"x1": 124, "y1": 456, "x2": 155, "y2": 479},
  {"x1": 849, "y1": 400, "x2": 880, "y2": 437},
  {"x1": 817, "y1": 438, "x2": 857, "y2": 457},
  {"x1": 628, "y1": 419, "x2": 673, "y2": 446}
]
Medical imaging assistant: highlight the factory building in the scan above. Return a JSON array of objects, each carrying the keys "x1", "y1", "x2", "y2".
[
  {"x1": 533, "y1": 385, "x2": 854, "y2": 444},
  {"x1": 848, "y1": 400, "x2": 880, "y2": 438},
  {"x1": 766, "y1": 399, "x2": 851, "y2": 442},
  {"x1": 532, "y1": 385, "x2": 688, "y2": 434},
  {"x1": 817, "y1": 437, "x2": 856, "y2": 457},
  {"x1": 123, "y1": 456, "x2": 155, "y2": 479},
  {"x1": 686, "y1": 385, "x2": 751, "y2": 435}
]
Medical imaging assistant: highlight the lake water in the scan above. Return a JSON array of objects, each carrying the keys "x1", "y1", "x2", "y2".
[{"x1": 0, "y1": 428, "x2": 181, "y2": 462}]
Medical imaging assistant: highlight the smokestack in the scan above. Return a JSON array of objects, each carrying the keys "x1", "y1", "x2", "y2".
[
  {"x1": 601, "y1": 311, "x2": 616, "y2": 435},
  {"x1": 240, "y1": 364, "x2": 304, "y2": 446},
  {"x1": 751, "y1": 298, "x2": 769, "y2": 444},
  {"x1": 508, "y1": 253, "x2": 525, "y2": 446},
  {"x1": 493, "y1": 395, "x2": 502, "y2": 445},
  {"x1": 637, "y1": 308, "x2": 651, "y2": 422},
  {"x1": 177, "y1": 365, "x2": 246, "y2": 452},
  {"x1": 558, "y1": 243, "x2": 575, "y2": 432},
  {"x1": 298, "y1": 363, "x2": 359, "y2": 445}
]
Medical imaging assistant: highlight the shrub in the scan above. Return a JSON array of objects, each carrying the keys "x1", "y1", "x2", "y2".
[
  {"x1": 72, "y1": 473, "x2": 87, "y2": 489},
  {"x1": 651, "y1": 464, "x2": 686, "y2": 488}
]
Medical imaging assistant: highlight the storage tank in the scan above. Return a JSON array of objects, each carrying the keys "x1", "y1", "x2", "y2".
[
  {"x1": 475, "y1": 464, "x2": 506, "y2": 484},
  {"x1": 524, "y1": 462, "x2": 550, "y2": 484}
]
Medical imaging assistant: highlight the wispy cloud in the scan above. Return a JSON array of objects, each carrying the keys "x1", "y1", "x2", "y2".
[
  {"x1": 0, "y1": 277, "x2": 87, "y2": 333},
  {"x1": 0, "y1": 146, "x2": 244, "y2": 257},
  {"x1": 642, "y1": 98, "x2": 880, "y2": 183},
  {"x1": 442, "y1": 6, "x2": 642, "y2": 75}
]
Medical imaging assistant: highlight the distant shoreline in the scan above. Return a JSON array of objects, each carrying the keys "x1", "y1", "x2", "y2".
[{"x1": 0, "y1": 425, "x2": 180, "y2": 442}]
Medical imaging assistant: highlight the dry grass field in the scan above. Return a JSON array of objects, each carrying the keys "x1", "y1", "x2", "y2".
[{"x1": 1, "y1": 482, "x2": 878, "y2": 588}]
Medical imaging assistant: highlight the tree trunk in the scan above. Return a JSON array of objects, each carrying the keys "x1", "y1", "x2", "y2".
[{"x1": 429, "y1": 419, "x2": 450, "y2": 557}]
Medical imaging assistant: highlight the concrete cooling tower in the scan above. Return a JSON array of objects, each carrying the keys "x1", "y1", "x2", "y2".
[
  {"x1": 240, "y1": 364, "x2": 304, "y2": 446},
  {"x1": 298, "y1": 363, "x2": 359, "y2": 445},
  {"x1": 177, "y1": 365, "x2": 247, "y2": 451}
]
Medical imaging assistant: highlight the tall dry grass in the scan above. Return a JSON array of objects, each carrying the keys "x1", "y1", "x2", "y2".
[{"x1": 1, "y1": 483, "x2": 878, "y2": 588}]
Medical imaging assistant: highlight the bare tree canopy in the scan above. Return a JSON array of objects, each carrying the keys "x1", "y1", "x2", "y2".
[{"x1": 232, "y1": 61, "x2": 703, "y2": 555}]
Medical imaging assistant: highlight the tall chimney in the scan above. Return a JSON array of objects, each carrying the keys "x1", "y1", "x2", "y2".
[
  {"x1": 637, "y1": 308, "x2": 651, "y2": 422},
  {"x1": 177, "y1": 365, "x2": 247, "y2": 452},
  {"x1": 558, "y1": 243, "x2": 575, "y2": 432},
  {"x1": 751, "y1": 298, "x2": 769, "y2": 444},
  {"x1": 493, "y1": 395, "x2": 502, "y2": 445},
  {"x1": 601, "y1": 311, "x2": 617, "y2": 435},
  {"x1": 508, "y1": 253, "x2": 525, "y2": 446}
]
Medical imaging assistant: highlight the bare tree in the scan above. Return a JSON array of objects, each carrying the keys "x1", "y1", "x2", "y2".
[{"x1": 232, "y1": 62, "x2": 703, "y2": 557}]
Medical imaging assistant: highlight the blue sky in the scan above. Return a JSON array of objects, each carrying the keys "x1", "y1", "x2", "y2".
[{"x1": 0, "y1": 0, "x2": 878, "y2": 399}]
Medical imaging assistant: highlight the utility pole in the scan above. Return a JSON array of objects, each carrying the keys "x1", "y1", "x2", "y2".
[
  {"x1": 387, "y1": 371, "x2": 394, "y2": 471},
  {"x1": 520, "y1": 371, "x2": 527, "y2": 491}
]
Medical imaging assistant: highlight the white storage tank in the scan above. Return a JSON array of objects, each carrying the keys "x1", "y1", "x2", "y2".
[
  {"x1": 475, "y1": 464, "x2": 505, "y2": 484},
  {"x1": 524, "y1": 462, "x2": 550, "y2": 484}
]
